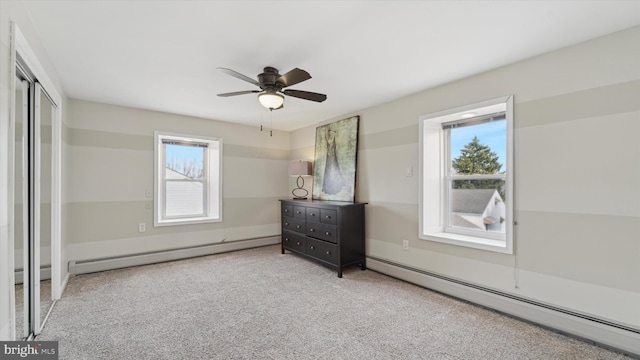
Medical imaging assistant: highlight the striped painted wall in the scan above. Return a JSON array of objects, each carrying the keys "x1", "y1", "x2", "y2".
[
  {"x1": 64, "y1": 99, "x2": 289, "y2": 262},
  {"x1": 290, "y1": 26, "x2": 640, "y2": 328}
]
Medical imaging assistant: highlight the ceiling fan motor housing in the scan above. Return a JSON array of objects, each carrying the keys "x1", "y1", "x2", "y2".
[{"x1": 258, "y1": 67, "x2": 282, "y2": 91}]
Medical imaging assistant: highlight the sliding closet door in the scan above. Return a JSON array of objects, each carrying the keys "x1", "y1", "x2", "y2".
[
  {"x1": 14, "y1": 76, "x2": 29, "y2": 340},
  {"x1": 29, "y1": 82, "x2": 42, "y2": 335},
  {"x1": 14, "y1": 77, "x2": 56, "y2": 338},
  {"x1": 37, "y1": 84, "x2": 55, "y2": 333},
  {"x1": 31, "y1": 83, "x2": 56, "y2": 335}
]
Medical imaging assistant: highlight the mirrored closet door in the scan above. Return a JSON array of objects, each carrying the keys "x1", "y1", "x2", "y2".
[{"x1": 14, "y1": 65, "x2": 57, "y2": 339}]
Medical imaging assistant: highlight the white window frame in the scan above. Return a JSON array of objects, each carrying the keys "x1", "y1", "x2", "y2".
[
  {"x1": 154, "y1": 131, "x2": 222, "y2": 226},
  {"x1": 443, "y1": 113, "x2": 506, "y2": 241},
  {"x1": 419, "y1": 96, "x2": 514, "y2": 254}
]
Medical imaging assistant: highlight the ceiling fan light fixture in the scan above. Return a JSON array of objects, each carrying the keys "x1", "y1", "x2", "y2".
[{"x1": 258, "y1": 92, "x2": 284, "y2": 110}]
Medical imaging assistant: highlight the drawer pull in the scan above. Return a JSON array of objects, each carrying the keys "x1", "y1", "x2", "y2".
[
  {"x1": 325, "y1": 232, "x2": 331, "y2": 236},
  {"x1": 326, "y1": 251, "x2": 331, "y2": 255},
  {"x1": 310, "y1": 246, "x2": 315, "y2": 250},
  {"x1": 284, "y1": 222, "x2": 289, "y2": 226},
  {"x1": 309, "y1": 228, "x2": 315, "y2": 232},
  {"x1": 285, "y1": 238, "x2": 289, "y2": 242},
  {"x1": 296, "y1": 211, "x2": 302, "y2": 214},
  {"x1": 325, "y1": 215, "x2": 331, "y2": 219},
  {"x1": 310, "y1": 213, "x2": 316, "y2": 216},
  {"x1": 296, "y1": 225, "x2": 301, "y2": 229},
  {"x1": 296, "y1": 241, "x2": 301, "y2": 245},
  {"x1": 284, "y1": 209, "x2": 289, "y2": 213}
]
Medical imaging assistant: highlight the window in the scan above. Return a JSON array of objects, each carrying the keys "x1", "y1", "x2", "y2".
[
  {"x1": 419, "y1": 96, "x2": 513, "y2": 253},
  {"x1": 154, "y1": 131, "x2": 222, "y2": 226}
]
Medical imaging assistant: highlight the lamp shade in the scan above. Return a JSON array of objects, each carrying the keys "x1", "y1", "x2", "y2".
[
  {"x1": 288, "y1": 160, "x2": 311, "y2": 176},
  {"x1": 258, "y1": 92, "x2": 284, "y2": 110}
]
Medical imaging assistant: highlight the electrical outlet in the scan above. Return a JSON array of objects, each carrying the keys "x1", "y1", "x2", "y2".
[
  {"x1": 402, "y1": 239, "x2": 409, "y2": 251},
  {"x1": 145, "y1": 189, "x2": 152, "y2": 198},
  {"x1": 145, "y1": 201, "x2": 152, "y2": 209},
  {"x1": 406, "y1": 166, "x2": 413, "y2": 177},
  {"x1": 138, "y1": 223, "x2": 146, "y2": 233}
]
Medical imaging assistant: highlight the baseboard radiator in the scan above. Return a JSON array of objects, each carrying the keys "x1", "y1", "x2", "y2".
[
  {"x1": 68, "y1": 236, "x2": 280, "y2": 276},
  {"x1": 367, "y1": 257, "x2": 640, "y2": 358}
]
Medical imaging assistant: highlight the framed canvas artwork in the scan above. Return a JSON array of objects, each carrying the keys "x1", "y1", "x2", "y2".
[{"x1": 312, "y1": 116, "x2": 359, "y2": 202}]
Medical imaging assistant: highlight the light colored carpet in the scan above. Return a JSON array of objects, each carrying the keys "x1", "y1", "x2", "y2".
[{"x1": 37, "y1": 245, "x2": 631, "y2": 359}]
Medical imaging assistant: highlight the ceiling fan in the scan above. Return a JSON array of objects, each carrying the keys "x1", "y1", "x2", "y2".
[{"x1": 217, "y1": 66, "x2": 327, "y2": 110}]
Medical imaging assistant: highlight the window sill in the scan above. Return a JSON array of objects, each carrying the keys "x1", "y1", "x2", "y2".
[
  {"x1": 155, "y1": 216, "x2": 221, "y2": 227},
  {"x1": 420, "y1": 232, "x2": 512, "y2": 254}
]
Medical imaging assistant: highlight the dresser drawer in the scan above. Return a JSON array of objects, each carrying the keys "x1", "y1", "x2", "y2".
[
  {"x1": 305, "y1": 207, "x2": 320, "y2": 222},
  {"x1": 281, "y1": 205, "x2": 293, "y2": 218},
  {"x1": 282, "y1": 231, "x2": 306, "y2": 252},
  {"x1": 320, "y1": 209, "x2": 337, "y2": 225},
  {"x1": 282, "y1": 217, "x2": 306, "y2": 234},
  {"x1": 306, "y1": 238, "x2": 337, "y2": 264},
  {"x1": 306, "y1": 222, "x2": 337, "y2": 244},
  {"x1": 293, "y1": 206, "x2": 306, "y2": 219}
]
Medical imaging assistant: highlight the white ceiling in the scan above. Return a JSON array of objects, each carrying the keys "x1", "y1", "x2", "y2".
[{"x1": 23, "y1": 1, "x2": 640, "y2": 131}]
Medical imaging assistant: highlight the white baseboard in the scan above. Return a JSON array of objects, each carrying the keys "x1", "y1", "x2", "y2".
[
  {"x1": 69, "y1": 236, "x2": 280, "y2": 276},
  {"x1": 14, "y1": 266, "x2": 52, "y2": 285},
  {"x1": 367, "y1": 257, "x2": 640, "y2": 357}
]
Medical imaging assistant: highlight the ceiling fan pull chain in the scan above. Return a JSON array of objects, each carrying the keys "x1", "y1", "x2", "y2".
[{"x1": 270, "y1": 109, "x2": 273, "y2": 137}]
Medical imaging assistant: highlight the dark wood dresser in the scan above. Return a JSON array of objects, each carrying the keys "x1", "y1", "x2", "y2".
[{"x1": 279, "y1": 199, "x2": 366, "y2": 277}]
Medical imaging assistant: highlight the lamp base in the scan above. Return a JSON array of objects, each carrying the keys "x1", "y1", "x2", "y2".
[{"x1": 292, "y1": 175, "x2": 309, "y2": 200}]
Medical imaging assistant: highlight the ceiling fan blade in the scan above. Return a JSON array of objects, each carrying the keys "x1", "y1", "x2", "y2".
[
  {"x1": 217, "y1": 90, "x2": 260, "y2": 97},
  {"x1": 283, "y1": 89, "x2": 327, "y2": 102},
  {"x1": 217, "y1": 67, "x2": 261, "y2": 87},
  {"x1": 277, "y1": 68, "x2": 312, "y2": 88}
]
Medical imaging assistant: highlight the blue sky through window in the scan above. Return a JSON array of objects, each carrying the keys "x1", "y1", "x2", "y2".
[
  {"x1": 166, "y1": 144, "x2": 204, "y2": 178},
  {"x1": 450, "y1": 120, "x2": 506, "y2": 172}
]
